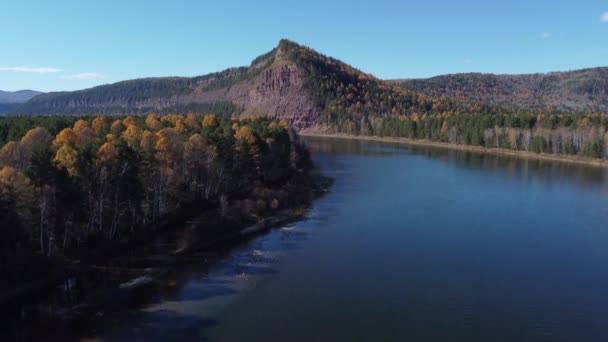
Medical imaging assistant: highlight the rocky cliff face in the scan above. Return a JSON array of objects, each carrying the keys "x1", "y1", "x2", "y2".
[
  {"x1": 187, "y1": 41, "x2": 321, "y2": 128},
  {"x1": 218, "y1": 63, "x2": 319, "y2": 128}
]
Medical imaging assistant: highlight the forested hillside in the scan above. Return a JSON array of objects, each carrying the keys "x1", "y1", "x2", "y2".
[
  {"x1": 12, "y1": 40, "x2": 608, "y2": 134},
  {"x1": 12, "y1": 41, "x2": 318, "y2": 127},
  {"x1": 393, "y1": 68, "x2": 608, "y2": 113},
  {"x1": 12, "y1": 40, "x2": 501, "y2": 129},
  {"x1": 277, "y1": 40, "x2": 500, "y2": 133},
  {"x1": 0, "y1": 114, "x2": 314, "y2": 276}
]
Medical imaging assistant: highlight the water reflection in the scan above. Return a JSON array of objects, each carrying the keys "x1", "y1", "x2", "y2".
[{"x1": 305, "y1": 136, "x2": 608, "y2": 192}]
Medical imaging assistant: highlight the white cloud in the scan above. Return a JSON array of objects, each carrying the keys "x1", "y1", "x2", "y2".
[
  {"x1": 463, "y1": 58, "x2": 473, "y2": 65},
  {"x1": 0, "y1": 66, "x2": 62, "y2": 73},
  {"x1": 62, "y1": 72, "x2": 105, "y2": 80},
  {"x1": 541, "y1": 32, "x2": 553, "y2": 39},
  {"x1": 601, "y1": 12, "x2": 608, "y2": 23}
]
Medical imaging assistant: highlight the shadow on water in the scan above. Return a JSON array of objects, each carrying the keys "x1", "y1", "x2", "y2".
[
  {"x1": 1, "y1": 214, "x2": 312, "y2": 341},
  {"x1": 2, "y1": 269, "x2": 237, "y2": 341},
  {"x1": 101, "y1": 312, "x2": 219, "y2": 342}
]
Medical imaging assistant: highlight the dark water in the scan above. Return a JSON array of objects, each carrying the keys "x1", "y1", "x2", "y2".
[{"x1": 8, "y1": 136, "x2": 608, "y2": 341}]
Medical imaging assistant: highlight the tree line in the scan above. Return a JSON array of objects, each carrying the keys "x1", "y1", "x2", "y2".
[
  {"x1": 0, "y1": 114, "x2": 312, "y2": 267},
  {"x1": 333, "y1": 112, "x2": 608, "y2": 159}
]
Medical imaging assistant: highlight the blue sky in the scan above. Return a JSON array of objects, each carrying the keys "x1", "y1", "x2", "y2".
[{"x1": 1, "y1": 0, "x2": 607, "y2": 92}]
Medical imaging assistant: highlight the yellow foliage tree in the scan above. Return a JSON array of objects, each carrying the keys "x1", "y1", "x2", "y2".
[
  {"x1": 110, "y1": 119, "x2": 126, "y2": 135},
  {"x1": 185, "y1": 113, "x2": 201, "y2": 130},
  {"x1": 155, "y1": 128, "x2": 184, "y2": 177},
  {"x1": 174, "y1": 118, "x2": 186, "y2": 134},
  {"x1": 146, "y1": 114, "x2": 162, "y2": 131},
  {"x1": 0, "y1": 141, "x2": 22, "y2": 168},
  {"x1": 140, "y1": 130, "x2": 156, "y2": 152},
  {"x1": 235, "y1": 126, "x2": 256, "y2": 145},
  {"x1": 122, "y1": 124, "x2": 142, "y2": 150},
  {"x1": 123, "y1": 116, "x2": 138, "y2": 127},
  {"x1": 73, "y1": 120, "x2": 96, "y2": 146},
  {"x1": 105, "y1": 133, "x2": 118, "y2": 143},
  {"x1": 0, "y1": 166, "x2": 34, "y2": 220},
  {"x1": 97, "y1": 141, "x2": 119, "y2": 165},
  {"x1": 202, "y1": 114, "x2": 218, "y2": 128},
  {"x1": 92, "y1": 117, "x2": 108, "y2": 135},
  {"x1": 53, "y1": 128, "x2": 78, "y2": 149},
  {"x1": 54, "y1": 144, "x2": 78, "y2": 176},
  {"x1": 20, "y1": 127, "x2": 52, "y2": 166},
  {"x1": 21, "y1": 127, "x2": 52, "y2": 148},
  {"x1": 73, "y1": 119, "x2": 89, "y2": 133}
]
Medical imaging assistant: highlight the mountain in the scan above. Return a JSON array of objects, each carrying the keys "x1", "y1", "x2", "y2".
[
  {"x1": 12, "y1": 40, "x2": 448, "y2": 129},
  {"x1": 0, "y1": 89, "x2": 42, "y2": 103},
  {"x1": 13, "y1": 41, "x2": 322, "y2": 127},
  {"x1": 392, "y1": 68, "x2": 608, "y2": 113},
  {"x1": 0, "y1": 89, "x2": 43, "y2": 114},
  {"x1": 10, "y1": 40, "x2": 608, "y2": 130}
]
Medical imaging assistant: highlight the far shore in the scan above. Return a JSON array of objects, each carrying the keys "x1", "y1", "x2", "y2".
[{"x1": 301, "y1": 133, "x2": 608, "y2": 168}]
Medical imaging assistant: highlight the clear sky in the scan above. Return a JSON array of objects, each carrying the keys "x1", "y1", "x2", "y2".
[{"x1": 1, "y1": 0, "x2": 607, "y2": 92}]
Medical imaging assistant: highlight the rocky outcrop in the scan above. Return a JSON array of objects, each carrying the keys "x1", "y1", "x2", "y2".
[
  {"x1": 14, "y1": 41, "x2": 321, "y2": 129},
  {"x1": 223, "y1": 63, "x2": 319, "y2": 128}
]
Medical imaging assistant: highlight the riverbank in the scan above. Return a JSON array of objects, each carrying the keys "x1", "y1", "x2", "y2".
[
  {"x1": 0, "y1": 175, "x2": 334, "y2": 340},
  {"x1": 0, "y1": 173, "x2": 332, "y2": 308},
  {"x1": 301, "y1": 133, "x2": 608, "y2": 168}
]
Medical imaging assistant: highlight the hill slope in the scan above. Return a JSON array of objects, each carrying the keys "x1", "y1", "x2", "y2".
[
  {"x1": 0, "y1": 90, "x2": 43, "y2": 114},
  {"x1": 13, "y1": 41, "x2": 321, "y2": 127},
  {"x1": 12, "y1": 40, "x2": 447, "y2": 129},
  {"x1": 393, "y1": 68, "x2": 608, "y2": 113},
  {"x1": 0, "y1": 89, "x2": 42, "y2": 103},
  {"x1": 12, "y1": 40, "x2": 608, "y2": 130}
]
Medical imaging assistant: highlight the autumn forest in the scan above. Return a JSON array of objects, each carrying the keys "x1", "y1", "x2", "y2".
[{"x1": 0, "y1": 114, "x2": 315, "y2": 280}]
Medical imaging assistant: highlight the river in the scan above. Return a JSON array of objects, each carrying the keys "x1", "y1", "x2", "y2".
[{"x1": 6, "y1": 136, "x2": 608, "y2": 341}]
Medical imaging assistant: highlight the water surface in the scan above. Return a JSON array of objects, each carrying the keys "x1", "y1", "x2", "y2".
[{"x1": 10, "y1": 136, "x2": 608, "y2": 341}]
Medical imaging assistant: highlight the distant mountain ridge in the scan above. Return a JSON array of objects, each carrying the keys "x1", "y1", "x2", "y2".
[
  {"x1": 392, "y1": 68, "x2": 608, "y2": 113},
  {"x1": 12, "y1": 41, "x2": 320, "y2": 127},
  {"x1": 9, "y1": 40, "x2": 464, "y2": 130},
  {"x1": 0, "y1": 90, "x2": 43, "y2": 104},
  {"x1": 0, "y1": 89, "x2": 43, "y2": 114},
  {"x1": 9, "y1": 40, "x2": 608, "y2": 129}
]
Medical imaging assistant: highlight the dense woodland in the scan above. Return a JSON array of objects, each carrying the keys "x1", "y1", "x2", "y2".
[
  {"x1": 0, "y1": 114, "x2": 313, "y2": 274},
  {"x1": 395, "y1": 68, "x2": 608, "y2": 114},
  {"x1": 335, "y1": 112, "x2": 608, "y2": 159}
]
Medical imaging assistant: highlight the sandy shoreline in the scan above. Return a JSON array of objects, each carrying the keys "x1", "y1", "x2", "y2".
[{"x1": 301, "y1": 133, "x2": 608, "y2": 168}]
